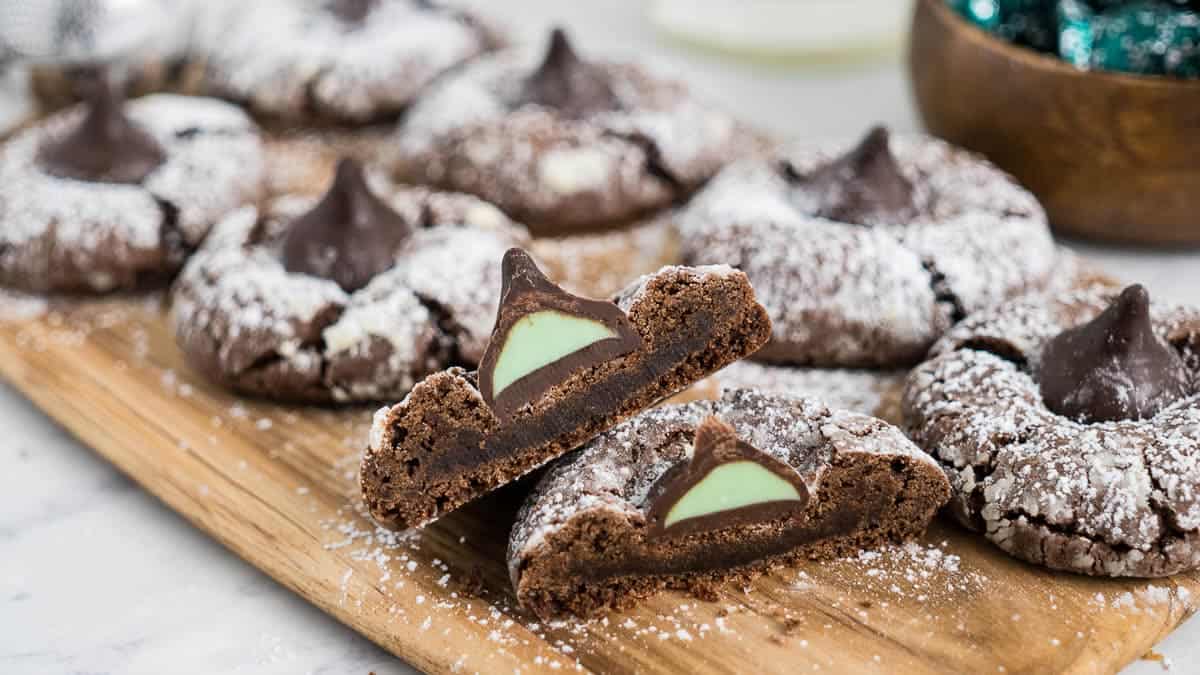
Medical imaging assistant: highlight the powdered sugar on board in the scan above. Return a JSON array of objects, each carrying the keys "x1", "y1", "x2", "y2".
[
  {"x1": 3, "y1": 293, "x2": 1199, "y2": 674},
  {"x1": 0, "y1": 288, "x2": 48, "y2": 321}
]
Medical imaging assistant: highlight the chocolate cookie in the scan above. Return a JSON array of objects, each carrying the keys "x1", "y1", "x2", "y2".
[
  {"x1": 389, "y1": 28, "x2": 757, "y2": 236},
  {"x1": 0, "y1": 86, "x2": 264, "y2": 293},
  {"x1": 678, "y1": 127, "x2": 1057, "y2": 367},
  {"x1": 171, "y1": 158, "x2": 529, "y2": 402},
  {"x1": 27, "y1": 10, "x2": 196, "y2": 113},
  {"x1": 903, "y1": 284, "x2": 1200, "y2": 577},
  {"x1": 361, "y1": 251, "x2": 773, "y2": 529},
  {"x1": 30, "y1": 61, "x2": 190, "y2": 114},
  {"x1": 507, "y1": 388, "x2": 951, "y2": 618},
  {"x1": 189, "y1": 0, "x2": 502, "y2": 125}
]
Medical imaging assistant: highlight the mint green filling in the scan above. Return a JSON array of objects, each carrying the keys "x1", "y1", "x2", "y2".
[
  {"x1": 664, "y1": 461, "x2": 803, "y2": 529},
  {"x1": 491, "y1": 310, "x2": 617, "y2": 397}
]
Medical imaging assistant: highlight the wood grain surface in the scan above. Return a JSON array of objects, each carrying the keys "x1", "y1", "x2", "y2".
[
  {"x1": 909, "y1": 0, "x2": 1200, "y2": 246},
  {"x1": 1, "y1": 295, "x2": 1197, "y2": 675}
]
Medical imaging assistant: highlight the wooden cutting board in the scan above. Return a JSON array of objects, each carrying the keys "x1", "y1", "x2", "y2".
[{"x1": 1, "y1": 294, "x2": 1196, "y2": 675}]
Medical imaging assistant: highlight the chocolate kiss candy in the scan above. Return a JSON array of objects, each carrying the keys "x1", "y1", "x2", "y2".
[
  {"x1": 326, "y1": 0, "x2": 378, "y2": 23},
  {"x1": 477, "y1": 248, "x2": 642, "y2": 420},
  {"x1": 646, "y1": 416, "x2": 809, "y2": 539},
  {"x1": 281, "y1": 158, "x2": 412, "y2": 293},
  {"x1": 1039, "y1": 284, "x2": 1191, "y2": 423},
  {"x1": 37, "y1": 81, "x2": 166, "y2": 184},
  {"x1": 520, "y1": 27, "x2": 620, "y2": 118},
  {"x1": 794, "y1": 125, "x2": 917, "y2": 226}
]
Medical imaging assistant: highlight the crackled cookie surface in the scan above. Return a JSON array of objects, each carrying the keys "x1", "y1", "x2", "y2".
[
  {"x1": 698, "y1": 361, "x2": 908, "y2": 424},
  {"x1": 672, "y1": 248, "x2": 1105, "y2": 424},
  {"x1": 904, "y1": 284, "x2": 1200, "y2": 577},
  {"x1": 171, "y1": 159, "x2": 528, "y2": 403},
  {"x1": 508, "y1": 389, "x2": 950, "y2": 618},
  {"x1": 678, "y1": 127, "x2": 1056, "y2": 367},
  {"x1": 361, "y1": 253, "x2": 772, "y2": 530},
  {"x1": 0, "y1": 89, "x2": 264, "y2": 293},
  {"x1": 390, "y1": 28, "x2": 755, "y2": 235},
  {"x1": 191, "y1": 0, "x2": 501, "y2": 124}
]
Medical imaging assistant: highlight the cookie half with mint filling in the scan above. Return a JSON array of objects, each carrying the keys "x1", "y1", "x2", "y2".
[
  {"x1": 507, "y1": 389, "x2": 950, "y2": 618},
  {"x1": 360, "y1": 248, "x2": 772, "y2": 529}
]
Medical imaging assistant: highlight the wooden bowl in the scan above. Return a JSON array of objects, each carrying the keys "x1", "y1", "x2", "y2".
[{"x1": 909, "y1": 0, "x2": 1200, "y2": 245}]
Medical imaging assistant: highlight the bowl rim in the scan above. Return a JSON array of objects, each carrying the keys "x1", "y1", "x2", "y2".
[{"x1": 921, "y1": 0, "x2": 1200, "y2": 91}]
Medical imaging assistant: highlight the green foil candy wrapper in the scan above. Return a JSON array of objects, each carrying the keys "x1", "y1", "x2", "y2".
[{"x1": 948, "y1": 0, "x2": 1200, "y2": 77}]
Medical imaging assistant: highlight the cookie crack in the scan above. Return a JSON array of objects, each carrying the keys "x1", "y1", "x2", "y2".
[
  {"x1": 920, "y1": 258, "x2": 966, "y2": 324},
  {"x1": 228, "y1": 303, "x2": 344, "y2": 383},
  {"x1": 998, "y1": 509, "x2": 1140, "y2": 556},
  {"x1": 416, "y1": 202, "x2": 437, "y2": 230},
  {"x1": 154, "y1": 196, "x2": 185, "y2": 252},
  {"x1": 412, "y1": 292, "x2": 464, "y2": 367},
  {"x1": 1140, "y1": 439, "x2": 1187, "y2": 535},
  {"x1": 607, "y1": 130, "x2": 685, "y2": 197},
  {"x1": 951, "y1": 337, "x2": 1029, "y2": 369},
  {"x1": 142, "y1": 197, "x2": 189, "y2": 287},
  {"x1": 934, "y1": 439, "x2": 1006, "y2": 532},
  {"x1": 302, "y1": 65, "x2": 337, "y2": 120},
  {"x1": 173, "y1": 126, "x2": 242, "y2": 141}
]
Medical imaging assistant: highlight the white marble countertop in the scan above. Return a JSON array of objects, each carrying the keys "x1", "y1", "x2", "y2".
[{"x1": 3, "y1": 1, "x2": 1199, "y2": 673}]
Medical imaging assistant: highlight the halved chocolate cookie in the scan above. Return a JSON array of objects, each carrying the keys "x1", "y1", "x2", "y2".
[
  {"x1": 361, "y1": 251, "x2": 772, "y2": 529},
  {"x1": 904, "y1": 284, "x2": 1200, "y2": 577},
  {"x1": 507, "y1": 389, "x2": 951, "y2": 618}
]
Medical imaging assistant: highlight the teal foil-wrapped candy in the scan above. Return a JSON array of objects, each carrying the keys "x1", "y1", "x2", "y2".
[
  {"x1": 950, "y1": 0, "x2": 1058, "y2": 48},
  {"x1": 950, "y1": 0, "x2": 1003, "y2": 28},
  {"x1": 1057, "y1": 0, "x2": 1097, "y2": 66},
  {"x1": 948, "y1": 0, "x2": 1200, "y2": 78}
]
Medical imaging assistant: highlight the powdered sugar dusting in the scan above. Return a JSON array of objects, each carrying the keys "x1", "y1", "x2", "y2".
[
  {"x1": 0, "y1": 288, "x2": 48, "y2": 321},
  {"x1": 391, "y1": 42, "x2": 750, "y2": 228},
  {"x1": 613, "y1": 263, "x2": 740, "y2": 313},
  {"x1": 192, "y1": 0, "x2": 497, "y2": 123},
  {"x1": 0, "y1": 94, "x2": 263, "y2": 292},
  {"x1": 171, "y1": 178, "x2": 529, "y2": 402},
  {"x1": 904, "y1": 287, "x2": 1200, "y2": 576},
  {"x1": 708, "y1": 360, "x2": 906, "y2": 421},
  {"x1": 678, "y1": 133, "x2": 1056, "y2": 367},
  {"x1": 509, "y1": 389, "x2": 941, "y2": 586}
]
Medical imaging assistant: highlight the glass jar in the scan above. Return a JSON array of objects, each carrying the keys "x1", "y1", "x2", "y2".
[{"x1": 649, "y1": 0, "x2": 915, "y2": 64}]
